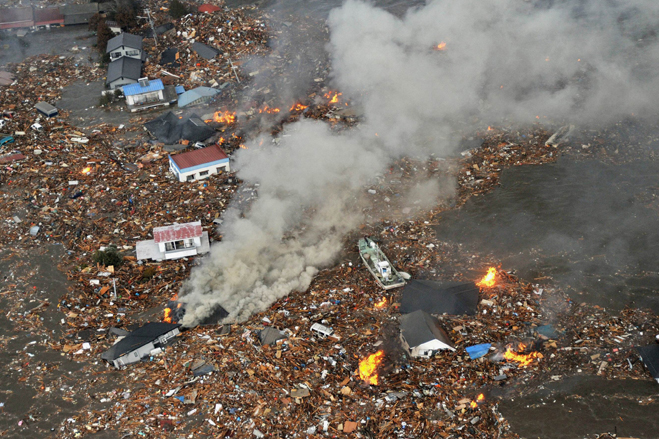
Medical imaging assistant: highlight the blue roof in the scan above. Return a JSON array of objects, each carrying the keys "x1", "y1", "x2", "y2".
[
  {"x1": 175, "y1": 85, "x2": 186, "y2": 95},
  {"x1": 122, "y1": 79, "x2": 164, "y2": 97}
]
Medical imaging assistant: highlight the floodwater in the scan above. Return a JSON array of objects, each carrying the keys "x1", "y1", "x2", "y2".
[{"x1": 57, "y1": 80, "x2": 137, "y2": 129}]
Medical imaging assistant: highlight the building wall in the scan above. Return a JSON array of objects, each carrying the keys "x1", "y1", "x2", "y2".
[
  {"x1": 109, "y1": 77, "x2": 137, "y2": 90},
  {"x1": 126, "y1": 90, "x2": 163, "y2": 106},
  {"x1": 113, "y1": 342, "x2": 155, "y2": 368},
  {"x1": 110, "y1": 47, "x2": 142, "y2": 61},
  {"x1": 169, "y1": 157, "x2": 231, "y2": 183}
]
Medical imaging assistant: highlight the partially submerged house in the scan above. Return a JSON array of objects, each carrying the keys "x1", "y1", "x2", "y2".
[
  {"x1": 637, "y1": 344, "x2": 659, "y2": 383},
  {"x1": 192, "y1": 41, "x2": 220, "y2": 60},
  {"x1": 122, "y1": 78, "x2": 176, "y2": 112},
  {"x1": 101, "y1": 322, "x2": 181, "y2": 369},
  {"x1": 144, "y1": 111, "x2": 215, "y2": 144},
  {"x1": 169, "y1": 144, "x2": 230, "y2": 182},
  {"x1": 107, "y1": 33, "x2": 144, "y2": 61},
  {"x1": 399, "y1": 280, "x2": 479, "y2": 316},
  {"x1": 399, "y1": 310, "x2": 455, "y2": 358},
  {"x1": 106, "y1": 56, "x2": 142, "y2": 90},
  {"x1": 177, "y1": 86, "x2": 220, "y2": 108},
  {"x1": 136, "y1": 221, "x2": 210, "y2": 261}
]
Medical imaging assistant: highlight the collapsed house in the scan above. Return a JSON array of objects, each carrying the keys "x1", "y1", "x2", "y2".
[
  {"x1": 399, "y1": 310, "x2": 455, "y2": 358},
  {"x1": 136, "y1": 220, "x2": 210, "y2": 261},
  {"x1": 399, "y1": 280, "x2": 479, "y2": 315},
  {"x1": 101, "y1": 322, "x2": 181, "y2": 368},
  {"x1": 144, "y1": 111, "x2": 215, "y2": 144}
]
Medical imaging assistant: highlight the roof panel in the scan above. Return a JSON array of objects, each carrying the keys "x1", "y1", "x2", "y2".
[
  {"x1": 153, "y1": 221, "x2": 203, "y2": 243},
  {"x1": 122, "y1": 79, "x2": 164, "y2": 96},
  {"x1": 171, "y1": 144, "x2": 228, "y2": 170}
]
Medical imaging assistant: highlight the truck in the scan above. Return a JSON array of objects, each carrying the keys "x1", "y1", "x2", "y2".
[{"x1": 358, "y1": 237, "x2": 406, "y2": 290}]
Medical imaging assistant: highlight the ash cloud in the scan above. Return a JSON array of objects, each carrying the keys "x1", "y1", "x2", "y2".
[{"x1": 179, "y1": 0, "x2": 659, "y2": 326}]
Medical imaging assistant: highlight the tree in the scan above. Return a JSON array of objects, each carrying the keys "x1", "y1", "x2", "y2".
[
  {"x1": 92, "y1": 245, "x2": 124, "y2": 267},
  {"x1": 96, "y1": 20, "x2": 114, "y2": 55},
  {"x1": 169, "y1": 0, "x2": 188, "y2": 19},
  {"x1": 114, "y1": 5, "x2": 137, "y2": 29},
  {"x1": 88, "y1": 13, "x2": 102, "y2": 31}
]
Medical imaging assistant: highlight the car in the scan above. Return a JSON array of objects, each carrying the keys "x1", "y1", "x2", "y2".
[
  {"x1": 31, "y1": 122, "x2": 43, "y2": 131},
  {"x1": 0, "y1": 119, "x2": 5, "y2": 129}
]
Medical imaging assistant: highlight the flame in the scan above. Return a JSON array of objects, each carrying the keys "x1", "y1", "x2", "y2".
[
  {"x1": 239, "y1": 144, "x2": 248, "y2": 149},
  {"x1": 435, "y1": 42, "x2": 447, "y2": 51},
  {"x1": 207, "y1": 111, "x2": 236, "y2": 124},
  {"x1": 163, "y1": 307, "x2": 173, "y2": 323},
  {"x1": 477, "y1": 267, "x2": 497, "y2": 287},
  {"x1": 258, "y1": 105, "x2": 280, "y2": 114},
  {"x1": 359, "y1": 350, "x2": 384, "y2": 385},
  {"x1": 487, "y1": 126, "x2": 493, "y2": 131},
  {"x1": 324, "y1": 91, "x2": 342, "y2": 104},
  {"x1": 81, "y1": 166, "x2": 92, "y2": 175},
  {"x1": 218, "y1": 137, "x2": 226, "y2": 144},
  {"x1": 374, "y1": 297, "x2": 387, "y2": 309},
  {"x1": 289, "y1": 103, "x2": 308, "y2": 112},
  {"x1": 503, "y1": 343, "x2": 540, "y2": 367},
  {"x1": 470, "y1": 393, "x2": 485, "y2": 409}
]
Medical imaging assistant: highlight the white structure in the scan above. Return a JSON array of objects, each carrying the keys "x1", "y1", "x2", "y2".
[
  {"x1": 122, "y1": 78, "x2": 171, "y2": 112},
  {"x1": 107, "y1": 33, "x2": 143, "y2": 61},
  {"x1": 169, "y1": 144, "x2": 230, "y2": 182},
  {"x1": 399, "y1": 310, "x2": 455, "y2": 358},
  {"x1": 101, "y1": 323, "x2": 180, "y2": 369},
  {"x1": 136, "y1": 221, "x2": 210, "y2": 261}
]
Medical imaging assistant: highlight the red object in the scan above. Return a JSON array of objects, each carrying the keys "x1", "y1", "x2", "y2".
[
  {"x1": 153, "y1": 221, "x2": 202, "y2": 244},
  {"x1": 170, "y1": 144, "x2": 228, "y2": 170},
  {"x1": 198, "y1": 4, "x2": 221, "y2": 13},
  {"x1": 0, "y1": 153, "x2": 25, "y2": 164}
]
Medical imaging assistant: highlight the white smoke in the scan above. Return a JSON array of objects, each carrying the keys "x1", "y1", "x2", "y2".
[{"x1": 179, "y1": 0, "x2": 659, "y2": 326}]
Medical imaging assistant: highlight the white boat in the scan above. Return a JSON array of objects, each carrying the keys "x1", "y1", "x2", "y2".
[
  {"x1": 358, "y1": 237, "x2": 406, "y2": 290},
  {"x1": 70, "y1": 137, "x2": 89, "y2": 144}
]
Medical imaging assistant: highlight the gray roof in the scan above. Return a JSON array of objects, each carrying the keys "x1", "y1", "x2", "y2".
[
  {"x1": 399, "y1": 310, "x2": 453, "y2": 349},
  {"x1": 258, "y1": 327, "x2": 287, "y2": 346},
  {"x1": 192, "y1": 42, "x2": 220, "y2": 60},
  {"x1": 400, "y1": 280, "x2": 479, "y2": 316},
  {"x1": 106, "y1": 57, "x2": 142, "y2": 85},
  {"x1": 178, "y1": 87, "x2": 220, "y2": 108},
  {"x1": 60, "y1": 3, "x2": 99, "y2": 15},
  {"x1": 101, "y1": 322, "x2": 181, "y2": 361},
  {"x1": 107, "y1": 33, "x2": 143, "y2": 53}
]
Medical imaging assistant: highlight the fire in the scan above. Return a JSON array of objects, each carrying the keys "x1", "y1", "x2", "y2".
[
  {"x1": 208, "y1": 111, "x2": 236, "y2": 124},
  {"x1": 163, "y1": 307, "x2": 173, "y2": 323},
  {"x1": 477, "y1": 267, "x2": 497, "y2": 287},
  {"x1": 258, "y1": 105, "x2": 281, "y2": 114},
  {"x1": 487, "y1": 126, "x2": 493, "y2": 131},
  {"x1": 324, "y1": 91, "x2": 342, "y2": 104},
  {"x1": 374, "y1": 297, "x2": 387, "y2": 309},
  {"x1": 470, "y1": 393, "x2": 485, "y2": 409},
  {"x1": 359, "y1": 350, "x2": 384, "y2": 385},
  {"x1": 435, "y1": 42, "x2": 447, "y2": 51},
  {"x1": 218, "y1": 137, "x2": 226, "y2": 144},
  {"x1": 81, "y1": 166, "x2": 92, "y2": 175},
  {"x1": 289, "y1": 103, "x2": 308, "y2": 112},
  {"x1": 239, "y1": 144, "x2": 248, "y2": 149},
  {"x1": 503, "y1": 343, "x2": 540, "y2": 367}
]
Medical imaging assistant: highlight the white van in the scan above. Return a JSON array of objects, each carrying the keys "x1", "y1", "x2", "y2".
[{"x1": 311, "y1": 323, "x2": 334, "y2": 339}]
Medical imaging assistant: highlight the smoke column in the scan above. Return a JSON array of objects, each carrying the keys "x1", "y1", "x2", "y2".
[{"x1": 178, "y1": 0, "x2": 659, "y2": 326}]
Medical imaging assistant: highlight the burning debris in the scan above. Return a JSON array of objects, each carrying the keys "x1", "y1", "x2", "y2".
[
  {"x1": 470, "y1": 393, "x2": 485, "y2": 409},
  {"x1": 477, "y1": 267, "x2": 497, "y2": 288},
  {"x1": 359, "y1": 350, "x2": 385, "y2": 385},
  {"x1": 503, "y1": 342, "x2": 542, "y2": 367},
  {"x1": 374, "y1": 297, "x2": 387, "y2": 309}
]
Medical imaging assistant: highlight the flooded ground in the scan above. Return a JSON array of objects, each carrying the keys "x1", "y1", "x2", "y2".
[
  {"x1": 435, "y1": 155, "x2": 659, "y2": 312},
  {"x1": 57, "y1": 80, "x2": 137, "y2": 129}
]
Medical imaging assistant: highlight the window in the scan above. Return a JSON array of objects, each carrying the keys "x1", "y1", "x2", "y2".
[
  {"x1": 126, "y1": 50, "x2": 139, "y2": 56},
  {"x1": 216, "y1": 167, "x2": 223, "y2": 175},
  {"x1": 186, "y1": 174, "x2": 195, "y2": 181},
  {"x1": 199, "y1": 170, "x2": 209, "y2": 177}
]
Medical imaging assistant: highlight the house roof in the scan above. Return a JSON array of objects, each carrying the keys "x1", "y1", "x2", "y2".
[
  {"x1": 145, "y1": 111, "x2": 215, "y2": 144},
  {"x1": 33, "y1": 7, "x2": 64, "y2": 23},
  {"x1": 399, "y1": 310, "x2": 453, "y2": 349},
  {"x1": 178, "y1": 86, "x2": 220, "y2": 108},
  {"x1": 258, "y1": 327, "x2": 287, "y2": 346},
  {"x1": 107, "y1": 32, "x2": 143, "y2": 53},
  {"x1": 400, "y1": 280, "x2": 479, "y2": 316},
  {"x1": 153, "y1": 221, "x2": 203, "y2": 243},
  {"x1": 160, "y1": 48, "x2": 179, "y2": 66},
  {"x1": 35, "y1": 102, "x2": 58, "y2": 114},
  {"x1": 0, "y1": 7, "x2": 33, "y2": 24},
  {"x1": 0, "y1": 71, "x2": 15, "y2": 86},
  {"x1": 100, "y1": 322, "x2": 181, "y2": 361},
  {"x1": 637, "y1": 344, "x2": 659, "y2": 379},
  {"x1": 198, "y1": 4, "x2": 222, "y2": 13},
  {"x1": 171, "y1": 144, "x2": 228, "y2": 170},
  {"x1": 192, "y1": 42, "x2": 220, "y2": 60},
  {"x1": 122, "y1": 79, "x2": 164, "y2": 96},
  {"x1": 106, "y1": 57, "x2": 142, "y2": 84},
  {"x1": 60, "y1": 3, "x2": 99, "y2": 15}
]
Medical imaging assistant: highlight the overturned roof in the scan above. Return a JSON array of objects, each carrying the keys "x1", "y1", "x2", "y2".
[
  {"x1": 637, "y1": 344, "x2": 659, "y2": 380},
  {"x1": 144, "y1": 111, "x2": 215, "y2": 144},
  {"x1": 107, "y1": 33, "x2": 143, "y2": 53},
  {"x1": 399, "y1": 310, "x2": 454, "y2": 349},
  {"x1": 106, "y1": 57, "x2": 142, "y2": 85},
  {"x1": 400, "y1": 280, "x2": 479, "y2": 315},
  {"x1": 101, "y1": 322, "x2": 181, "y2": 361},
  {"x1": 192, "y1": 42, "x2": 220, "y2": 60},
  {"x1": 153, "y1": 221, "x2": 202, "y2": 243}
]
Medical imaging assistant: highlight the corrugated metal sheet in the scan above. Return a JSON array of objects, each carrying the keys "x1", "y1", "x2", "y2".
[{"x1": 153, "y1": 221, "x2": 202, "y2": 243}]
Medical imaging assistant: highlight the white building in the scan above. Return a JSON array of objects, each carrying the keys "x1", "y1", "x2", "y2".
[
  {"x1": 122, "y1": 78, "x2": 172, "y2": 112},
  {"x1": 136, "y1": 221, "x2": 210, "y2": 261},
  {"x1": 399, "y1": 310, "x2": 455, "y2": 358},
  {"x1": 169, "y1": 144, "x2": 230, "y2": 182}
]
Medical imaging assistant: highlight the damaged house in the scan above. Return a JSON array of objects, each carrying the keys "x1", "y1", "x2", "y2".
[
  {"x1": 169, "y1": 144, "x2": 230, "y2": 182},
  {"x1": 122, "y1": 78, "x2": 177, "y2": 112},
  {"x1": 136, "y1": 220, "x2": 210, "y2": 261},
  {"x1": 101, "y1": 322, "x2": 181, "y2": 369},
  {"x1": 399, "y1": 310, "x2": 455, "y2": 358},
  {"x1": 144, "y1": 111, "x2": 215, "y2": 145}
]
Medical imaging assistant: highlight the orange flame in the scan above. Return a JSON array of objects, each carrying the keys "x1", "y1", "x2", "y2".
[
  {"x1": 163, "y1": 307, "x2": 173, "y2": 323},
  {"x1": 503, "y1": 343, "x2": 540, "y2": 367},
  {"x1": 435, "y1": 42, "x2": 447, "y2": 51},
  {"x1": 374, "y1": 297, "x2": 387, "y2": 309},
  {"x1": 470, "y1": 393, "x2": 485, "y2": 408},
  {"x1": 258, "y1": 105, "x2": 280, "y2": 114},
  {"x1": 81, "y1": 166, "x2": 92, "y2": 175},
  {"x1": 324, "y1": 91, "x2": 342, "y2": 104},
  {"x1": 359, "y1": 350, "x2": 384, "y2": 385},
  {"x1": 289, "y1": 103, "x2": 308, "y2": 112},
  {"x1": 487, "y1": 126, "x2": 493, "y2": 131},
  {"x1": 477, "y1": 267, "x2": 497, "y2": 287},
  {"x1": 218, "y1": 137, "x2": 226, "y2": 144},
  {"x1": 207, "y1": 111, "x2": 236, "y2": 124},
  {"x1": 239, "y1": 144, "x2": 248, "y2": 149}
]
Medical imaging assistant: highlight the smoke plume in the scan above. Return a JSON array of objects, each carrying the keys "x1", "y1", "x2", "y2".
[{"x1": 179, "y1": 0, "x2": 659, "y2": 326}]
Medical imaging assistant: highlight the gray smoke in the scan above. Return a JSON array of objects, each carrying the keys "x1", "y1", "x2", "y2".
[{"x1": 179, "y1": 0, "x2": 659, "y2": 326}]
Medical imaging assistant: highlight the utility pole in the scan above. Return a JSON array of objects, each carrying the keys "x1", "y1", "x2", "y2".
[{"x1": 138, "y1": 9, "x2": 158, "y2": 48}]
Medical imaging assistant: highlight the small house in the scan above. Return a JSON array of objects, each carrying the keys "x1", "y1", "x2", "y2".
[
  {"x1": 136, "y1": 221, "x2": 210, "y2": 261},
  {"x1": 399, "y1": 310, "x2": 455, "y2": 358},
  {"x1": 101, "y1": 322, "x2": 181, "y2": 369},
  {"x1": 35, "y1": 102, "x2": 58, "y2": 117},
  {"x1": 106, "y1": 56, "x2": 142, "y2": 90},
  {"x1": 192, "y1": 42, "x2": 220, "y2": 60},
  {"x1": 177, "y1": 86, "x2": 220, "y2": 108},
  {"x1": 122, "y1": 78, "x2": 173, "y2": 112},
  {"x1": 105, "y1": 20, "x2": 122, "y2": 35},
  {"x1": 107, "y1": 33, "x2": 144, "y2": 61},
  {"x1": 169, "y1": 144, "x2": 230, "y2": 182}
]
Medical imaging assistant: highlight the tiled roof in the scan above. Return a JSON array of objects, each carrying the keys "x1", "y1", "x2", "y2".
[
  {"x1": 192, "y1": 42, "x2": 220, "y2": 60},
  {"x1": 171, "y1": 144, "x2": 228, "y2": 170},
  {"x1": 106, "y1": 57, "x2": 142, "y2": 84},
  {"x1": 107, "y1": 32, "x2": 143, "y2": 53},
  {"x1": 153, "y1": 221, "x2": 202, "y2": 243},
  {"x1": 122, "y1": 79, "x2": 164, "y2": 96}
]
